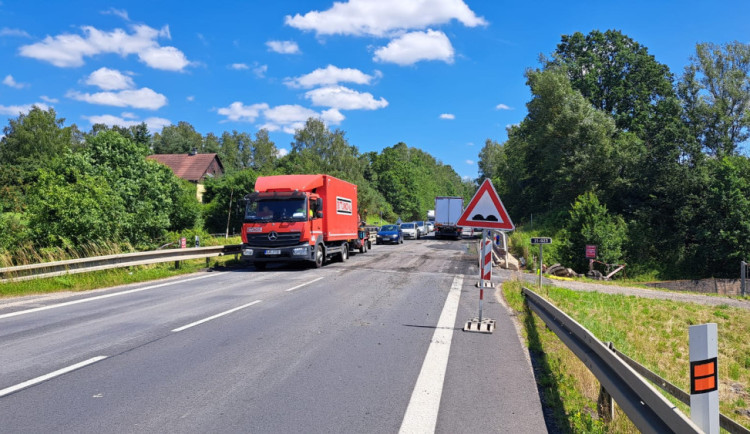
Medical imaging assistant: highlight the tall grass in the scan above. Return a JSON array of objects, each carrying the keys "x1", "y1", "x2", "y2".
[{"x1": 0, "y1": 240, "x2": 131, "y2": 268}]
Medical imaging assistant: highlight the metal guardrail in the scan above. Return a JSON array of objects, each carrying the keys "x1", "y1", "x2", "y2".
[
  {"x1": 522, "y1": 286, "x2": 702, "y2": 433},
  {"x1": 0, "y1": 245, "x2": 242, "y2": 283},
  {"x1": 614, "y1": 347, "x2": 750, "y2": 434}
]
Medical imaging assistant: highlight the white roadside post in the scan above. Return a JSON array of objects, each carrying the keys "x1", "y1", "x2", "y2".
[
  {"x1": 689, "y1": 323, "x2": 719, "y2": 434},
  {"x1": 530, "y1": 238, "x2": 552, "y2": 289}
]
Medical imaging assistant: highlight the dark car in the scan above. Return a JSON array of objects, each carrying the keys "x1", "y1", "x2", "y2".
[{"x1": 376, "y1": 224, "x2": 403, "y2": 244}]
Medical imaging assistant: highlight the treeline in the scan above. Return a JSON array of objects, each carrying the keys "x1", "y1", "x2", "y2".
[
  {"x1": 0, "y1": 110, "x2": 472, "y2": 262},
  {"x1": 478, "y1": 30, "x2": 750, "y2": 278}
]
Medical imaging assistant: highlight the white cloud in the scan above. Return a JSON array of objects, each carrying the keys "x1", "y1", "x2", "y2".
[
  {"x1": 305, "y1": 86, "x2": 388, "y2": 110},
  {"x1": 217, "y1": 102, "x2": 270, "y2": 122},
  {"x1": 230, "y1": 63, "x2": 249, "y2": 70},
  {"x1": 0, "y1": 103, "x2": 50, "y2": 116},
  {"x1": 373, "y1": 29, "x2": 454, "y2": 65},
  {"x1": 83, "y1": 114, "x2": 170, "y2": 132},
  {"x1": 277, "y1": 148, "x2": 290, "y2": 157},
  {"x1": 186, "y1": 95, "x2": 195, "y2": 102},
  {"x1": 266, "y1": 40, "x2": 300, "y2": 54},
  {"x1": 496, "y1": 103, "x2": 512, "y2": 110},
  {"x1": 85, "y1": 67, "x2": 134, "y2": 90},
  {"x1": 67, "y1": 87, "x2": 167, "y2": 110},
  {"x1": 121, "y1": 112, "x2": 137, "y2": 119},
  {"x1": 285, "y1": 0, "x2": 487, "y2": 37},
  {"x1": 0, "y1": 28, "x2": 31, "y2": 38},
  {"x1": 19, "y1": 24, "x2": 190, "y2": 71},
  {"x1": 101, "y1": 7, "x2": 129, "y2": 21},
  {"x1": 439, "y1": 113, "x2": 455, "y2": 120},
  {"x1": 253, "y1": 64, "x2": 268, "y2": 78},
  {"x1": 465, "y1": 159, "x2": 474, "y2": 165},
  {"x1": 40, "y1": 95, "x2": 59, "y2": 103},
  {"x1": 285, "y1": 65, "x2": 380, "y2": 89},
  {"x1": 3, "y1": 75, "x2": 27, "y2": 89},
  {"x1": 218, "y1": 102, "x2": 345, "y2": 134}
]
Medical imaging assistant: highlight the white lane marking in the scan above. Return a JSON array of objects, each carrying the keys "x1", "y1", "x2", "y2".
[
  {"x1": 285, "y1": 276, "x2": 325, "y2": 292},
  {"x1": 0, "y1": 273, "x2": 220, "y2": 321},
  {"x1": 171, "y1": 300, "x2": 262, "y2": 332},
  {"x1": 0, "y1": 356, "x2": 107, "y2": 398},
  {"x1": 399, "y1": 275, "x2": 463, "y2": 434}
]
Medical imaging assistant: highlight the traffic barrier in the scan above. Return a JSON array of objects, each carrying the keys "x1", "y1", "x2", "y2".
[{"x1": 0, "y1": 245, "x2": 242, "y2": 283}]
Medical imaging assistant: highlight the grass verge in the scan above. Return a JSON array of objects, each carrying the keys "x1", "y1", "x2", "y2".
[
  {"x1": 0, "y1": 254, "x2": 242, "y2": 299},
  {"x1": 502, "y1": 279, "x2": 750, "y2": 433}
]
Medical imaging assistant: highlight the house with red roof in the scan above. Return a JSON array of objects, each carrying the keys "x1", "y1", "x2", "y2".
[{"x1": 147, "y1": 150, "x2": 224, "y2": 202}]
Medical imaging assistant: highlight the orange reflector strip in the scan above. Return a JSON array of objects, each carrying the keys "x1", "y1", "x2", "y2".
[
  {"x1": 690, "y1": 357, "x2": 718, "y2": 394},
  {"x1": 693, "y1": 362, "x2": 715, "y2": 378},
  {"x1": 693, "y1": 376, "x2": 716, "y2": 392}
]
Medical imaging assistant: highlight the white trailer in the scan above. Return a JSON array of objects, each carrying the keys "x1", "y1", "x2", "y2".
[{"x1": 434, "y1": 196, "x2": 464, "y2": 239}]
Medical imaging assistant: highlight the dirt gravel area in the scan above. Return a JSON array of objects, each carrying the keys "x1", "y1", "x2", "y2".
[{"x1": 495, "y1": 269, "x2": 750, "y2": 310}]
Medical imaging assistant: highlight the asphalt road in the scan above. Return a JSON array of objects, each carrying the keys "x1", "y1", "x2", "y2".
[{"x1": 0, "y1": 235, "x2": 547, "y2": 433}]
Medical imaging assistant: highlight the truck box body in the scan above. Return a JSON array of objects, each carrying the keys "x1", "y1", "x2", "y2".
[
  {"x1": 241, "y1": 174, "x2": 360, "y2": 267},
  {"x1": 435, "y1": 196, "x2": 463, "y2": 225},
  {"x1": 434, "y1": 196, "x2": 464, "y2": 239},
  {"x1": 253, "y1": 174, "x2": 359, "y2": 242}
]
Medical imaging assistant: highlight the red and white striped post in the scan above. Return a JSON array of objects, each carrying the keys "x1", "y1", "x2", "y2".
[{"x1": 479, "y1": 231, "x2": 493, "y2": 322}]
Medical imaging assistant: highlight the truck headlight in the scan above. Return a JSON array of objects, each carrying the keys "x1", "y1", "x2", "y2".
[
  {"x1": 293, "y1": 246, "x2": 309, "y2": 256},
  {"x1": 243, "y1": 248, "x2": 254, "y2": 256}
]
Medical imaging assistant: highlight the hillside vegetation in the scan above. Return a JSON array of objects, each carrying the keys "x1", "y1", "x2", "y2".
[{"x1": 479, "y1": 31, "x2": 750, "y2": 279}]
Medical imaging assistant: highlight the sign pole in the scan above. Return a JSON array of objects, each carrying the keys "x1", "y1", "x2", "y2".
[
  {"x1": 538, "y1": 243, "x2": 543, "y2": 289},
  {"x1": 479, "y1": 230, "x2": 486, "y2": 322}
]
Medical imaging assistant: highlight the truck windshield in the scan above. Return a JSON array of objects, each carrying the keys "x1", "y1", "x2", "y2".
[{"x1": 245, "y1": 198, "x2": 308, "y2": 223}]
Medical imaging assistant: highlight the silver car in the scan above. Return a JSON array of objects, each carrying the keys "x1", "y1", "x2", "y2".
[{"x1": 400, "y1": 222, "x2": 418, "y2": 239}]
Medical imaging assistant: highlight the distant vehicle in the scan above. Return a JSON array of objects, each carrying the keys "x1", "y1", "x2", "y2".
[
  {"x1": 462, "y1": 227, "x2": 476, "y2": 238},
  {"x1": 415, "y1": 221, "x2": 427, "y2": 237},
  {"x1": 426, "y1": 221, "x2": 435, "y2": 233},
  {"x1": 400, "y1": 222, "x2": 418, "y2": 239},
  {"x1": 376, "y1": 224, "x2": 403, "y2": 245},
  {"x1": 427, "y1": 209, "x2": 435, "y2": 222},
  {"x1": 434, "y1": 196, "x2": 464, "y2": 239}
]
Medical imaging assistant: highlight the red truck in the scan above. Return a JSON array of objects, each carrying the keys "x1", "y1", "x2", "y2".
[{"x1": 240, "y1": 174, "x2": 371, "y2": 269}]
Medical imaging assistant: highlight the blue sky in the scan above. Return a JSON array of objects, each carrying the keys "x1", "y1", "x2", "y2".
[{"x1": 1, "y1": 0, "x2": 749, "y2": 180}]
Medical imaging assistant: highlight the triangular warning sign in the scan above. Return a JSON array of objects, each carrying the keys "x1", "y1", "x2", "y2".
[{"x1": 456, "y1": 179, "x2": 514, "y2": 230}]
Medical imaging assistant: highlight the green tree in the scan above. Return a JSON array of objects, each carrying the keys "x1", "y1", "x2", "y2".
[
  {"x1": 153, "y1": 121, "x2": 203, "y2": 154},
  {"x1": 685, "y1": 156, "x2": 750, "y2": 276},
  {"x1": 679, "y1": 41, "x2": 750, "y2": 157},
  {"x1": 552, "y1": 30, "x2": 678, "y2": 137},
  {"x1": 0, "y1": 106, "x2": 77, "y2": 167},
  {"x1": 202, "y1": 170, "x2": 259, "y2": 235},
  {"x1": 82, "y1": 130, "x2": 198, "y2": 246},
  {"x1": 251, "y1": 129, "x2": 277, "y2": 173},
  {"x1": 26, "y1": 154, "x2": 126, "y2": 248},
  {"x1": 282, "y1": 118, "x2": 364, "y2": 182},
  {"x1": 499, "y1": 67, "x2": 623, "y2": 217},
  {"x1": 559, "y1": 192, "x2": 628, "y2": 272}
]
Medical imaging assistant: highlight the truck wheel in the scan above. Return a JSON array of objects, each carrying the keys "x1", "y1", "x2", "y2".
[
  {"x1": 359, "y1": 242, "x2": 366, "y2": 253},
  {"x1": 314, "y1": 245, "x2": 325, "y2": 268},
  {"x1": 340, "y1": 244, "x2": 349, "y2": 262}
]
